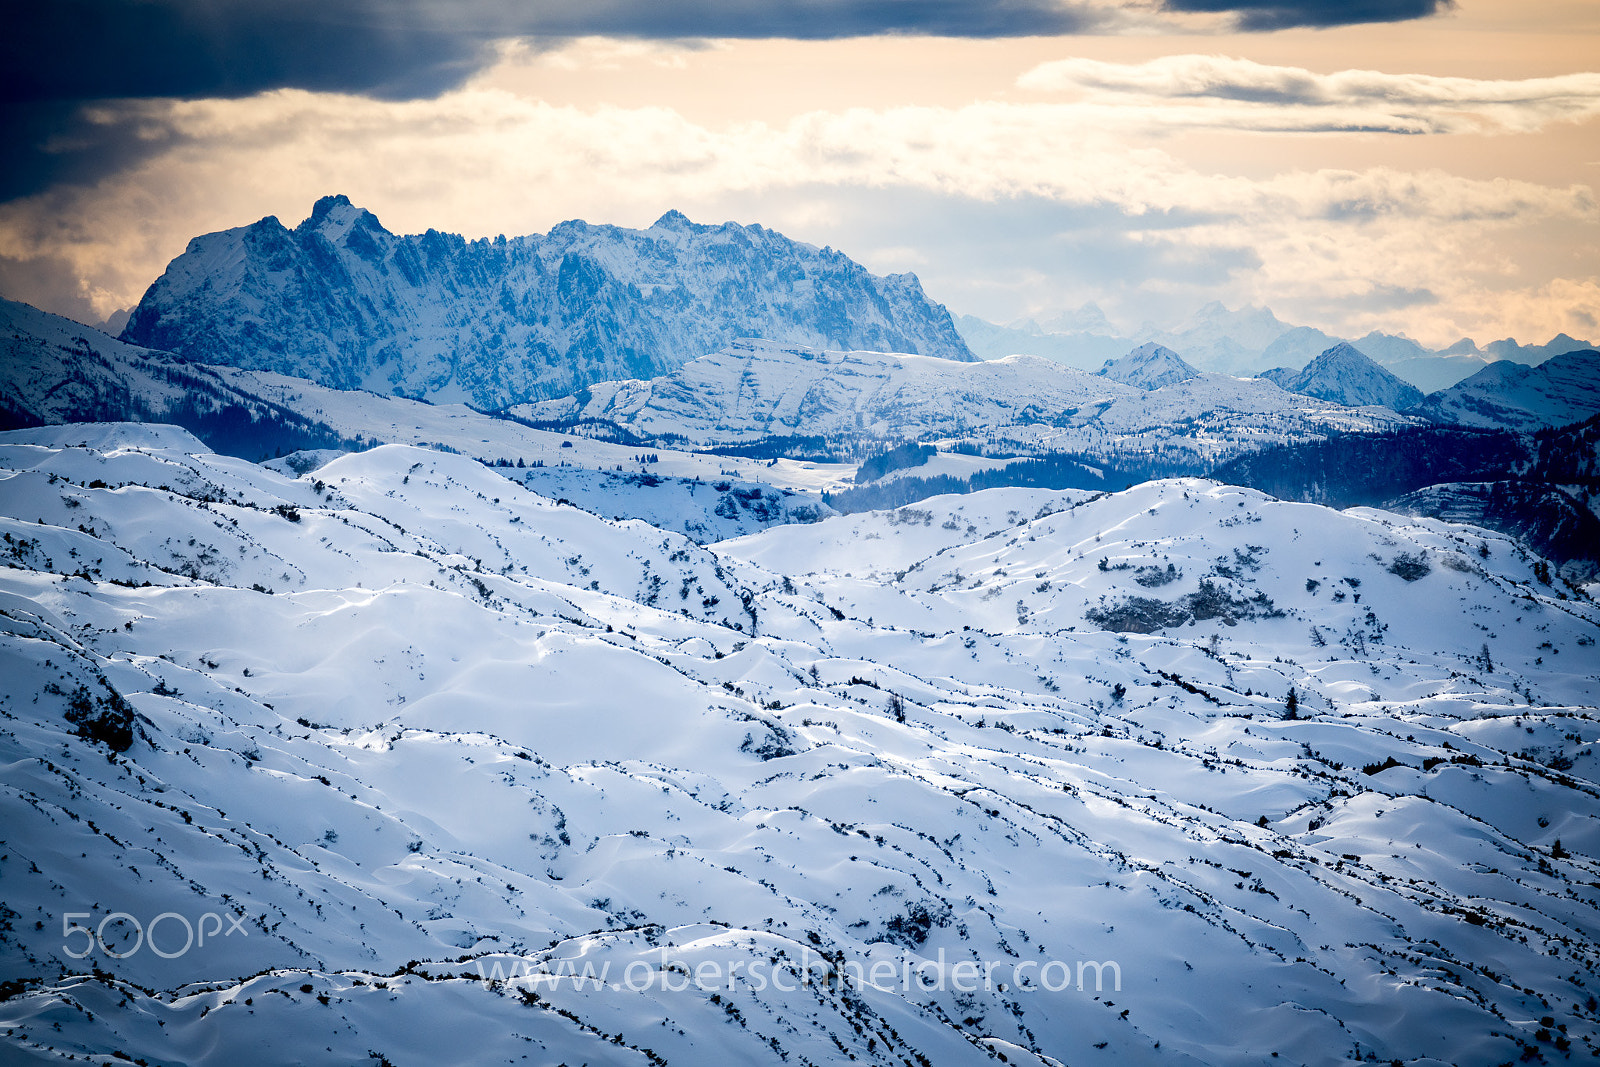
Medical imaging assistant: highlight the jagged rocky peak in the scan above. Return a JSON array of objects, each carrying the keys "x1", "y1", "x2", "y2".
[
  {"x1": 651, "y1": 208, "x2": 694, "y2": 230},
  {"x1": 1261, "y1": 341, "x2": 1424, "y2": 411},
  {"x1": 120, "y1": 197, "x2": 974, "y2": 410},
  {"x1": 1096, "y1": 341, "x2": 1200, "y2": 390},
  {"x1": 295, "y1": 193, "x2": 385, "y2": 240},
  {"x1": 303, "y1": 192, "x2": 361, "y2": 225}
]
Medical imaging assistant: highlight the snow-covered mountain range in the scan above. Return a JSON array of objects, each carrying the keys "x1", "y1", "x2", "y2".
[
  {"x1": 1, "y1": 424, "x2": 1596, "y2": 1066},
  {"x1": 6, "y1": 296, "x2": 1595, "y2": 570},
  {"x1": 120, "y1": 197, "x2": 973, "y2": 409}
]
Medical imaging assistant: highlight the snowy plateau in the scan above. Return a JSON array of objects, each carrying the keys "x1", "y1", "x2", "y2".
[
  {"x1": 0, "y1": 423, "x2": 1598, "y2": 1067},
  {"x1": 1, "y1": 202, "x2": 1599, "y2": 1067}
]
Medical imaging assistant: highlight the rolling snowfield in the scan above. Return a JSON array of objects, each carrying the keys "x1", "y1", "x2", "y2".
[{"x1": 1, "y1": 424, "x2": 1598, "y2": 1066}]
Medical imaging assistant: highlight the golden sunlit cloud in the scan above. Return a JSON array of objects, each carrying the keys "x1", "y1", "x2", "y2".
[{"x1": 1018, "y1": 56, "x2": 1600, "y2": 134}]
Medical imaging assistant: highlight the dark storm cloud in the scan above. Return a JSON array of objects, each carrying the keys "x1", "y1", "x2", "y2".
[
  {"x1": 0, "y1": 0, "x2": 492, "y2": 200},
  {"x1": 0, "y1": 101, "x2": 187, "y2": 203},
  {"x1": 1160, "y1": 0, "x2": 1453, "y2": 31},
  {"x1": 0, "y1": 0, "x2": 1455, "y2": 202},
  {"x1": 3, "y1": 0, "x2": 1460, "y2": 111},
  {"x1": 0, "y1": 0, "x2": 1097, "y2": 110},
  {"x1": 0, "y1": 250, "x2": 102, "y2": 325},
  {"x1": 0, "y1": 0, "x2": 1089, "y2": 200},
  {"x1": 0, "y1": 0, "x2": 489, "y2": 106},
  {"x1": 538, "y1": 0, "x2": 1105, "y2": 41}
]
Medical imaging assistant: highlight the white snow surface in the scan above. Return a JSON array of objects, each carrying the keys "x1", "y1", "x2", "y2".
[{"x1": 1, "y1": 424, "x2": 1597, "y2": 1065}]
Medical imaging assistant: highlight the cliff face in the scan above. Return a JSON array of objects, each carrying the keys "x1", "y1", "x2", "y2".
[{"x1": 121, "y1": 197, "x2": 974, "y2": 408}]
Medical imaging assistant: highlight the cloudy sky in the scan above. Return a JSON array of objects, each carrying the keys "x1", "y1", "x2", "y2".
[{"x1": 1, "y1": 0, "x2": 1596, "y2": 347}]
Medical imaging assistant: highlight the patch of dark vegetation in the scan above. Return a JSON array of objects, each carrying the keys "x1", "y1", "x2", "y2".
[
  {"x1": 484, "y1": 409, "x2": 652, "y2": 448},
  {"x1": 49, "y1": 678, "x2": 142, "y2": 752},
  {"x1": 1134, "y1": 563, "x2": 1181, "y2": 587},
  {"x1": 856, "y1": 442, "x2": 936, "y2": 484},
  {"x1": 0, "y1": 977, "x2": 38, "y2": 1002},
  {"x1": 1158, "y1": 670, "x2": 1221, "y2": 705},
  {"x1": 879, "y1": 902, "x2": 952, "y2": 949},
  {"x1": 689, "y1": 434, "x2": 858, "y2": 464},
  {"x1": 1386, "y1": 551, "x2": 1431, "y2": 581},
  {"x1": 740, "y1": 725, "x2": 798, "y2": 761},
  {"x1": 1086, "y1": 579, "x2": 1283, "y2": 633}
]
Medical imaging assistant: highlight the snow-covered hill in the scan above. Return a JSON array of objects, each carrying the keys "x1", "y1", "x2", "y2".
[
  {"x1": 120, "y1": 197, "x2": 974, "y2": 409},
  {"x1": 1412, "y1": 348, "x2": 1600, "y2": 430},
  {"x1": 272, "y1": 446, "x2": 836, "y2": 545},
  {"x1": 1094, "y1": 342, "x2": 1199, "y2": 390},
  {"x1": 1261, "y1": 342, "x2": 1424, "y2": 412},
  {"x1": 0, "y1": 299, "x2": 346, "y2": 458},
  {"x1": 2, "y1": 425, "x2": 1597, "y2": 1066},
  {"x1": 0, "y1": 298, "x2": 179, "y2": 426}
]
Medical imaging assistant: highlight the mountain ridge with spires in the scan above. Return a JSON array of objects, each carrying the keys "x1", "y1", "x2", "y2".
[{"x1": 120, "y1": 195, "x2": 975, "y2": 409}]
